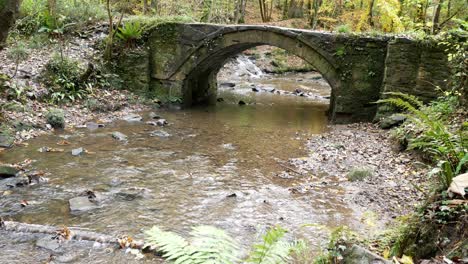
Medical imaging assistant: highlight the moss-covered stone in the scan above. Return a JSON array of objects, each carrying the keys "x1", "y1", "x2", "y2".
[
  {"x1": 114, "y1": 23, "x2": 451, "y2": 122},
  {"x1": 46, "y1": 108, "x2": 65, "y2": 129}
]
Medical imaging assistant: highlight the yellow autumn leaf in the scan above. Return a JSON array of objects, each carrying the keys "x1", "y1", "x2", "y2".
[{"x1": 399, "y1": 255, "x2": 414, "y2": 264}]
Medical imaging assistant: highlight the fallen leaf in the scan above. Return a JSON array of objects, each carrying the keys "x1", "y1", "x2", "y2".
[
  {"x1": 448, "y1": 173, "x2": 468, "y2": 197},
  {"x1": 57, "y1": 140, "x2": 70, "y2": 146}
]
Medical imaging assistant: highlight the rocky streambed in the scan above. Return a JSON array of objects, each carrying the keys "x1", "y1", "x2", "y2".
[{"x1": 0, "y1": 51, "x2": 427, "y2": 263}]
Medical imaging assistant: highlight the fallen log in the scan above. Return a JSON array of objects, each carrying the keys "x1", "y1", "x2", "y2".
[{"x1": 0, "y1": 219, "x2": 145, "y2": 249}]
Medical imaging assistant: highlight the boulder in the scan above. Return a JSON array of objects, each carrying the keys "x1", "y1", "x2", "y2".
[
  {"x1": 71, "y1": 147, "x2": 84, "y2": 156},
  {"x1": 122, "y1": 114, "x2": 143, "y2": 122},
  {"x1": 0, "y1": 165, "x2": 18, "y2": 178},
  {"x1": 148, "y1": 112, "x2": 161, "y2": 119},
  {"x1": 379, "y1": 114, "x2": 406, "y2": 129},
  {"x1": 156, "y1": 119, "x2": 168, "y2": 127},
  {"x1": 342, "y1": 245, "x2": 391, "y2": 264},
  {"x1": 0, "y1": 134, "x2": 14, "y2": 148},
  {"x1": 112, "y1": 131, "x2": 128, "y2": 141},
  {"x1": 45, "y1": 109, "x2": 65, "y2": 129}
]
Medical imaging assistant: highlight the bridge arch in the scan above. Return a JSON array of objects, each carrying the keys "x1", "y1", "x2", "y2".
[
  {"x1": 171, "y1": 27, "x2": 341, "y2": 111},
  {"x1": 147, "y1": 23, "x2": 419, "y2": 122}
]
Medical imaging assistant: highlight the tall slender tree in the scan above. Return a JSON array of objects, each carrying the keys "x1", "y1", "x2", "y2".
[{"x1": 0, "y1": 0, "x2": 20, "y2": 49}]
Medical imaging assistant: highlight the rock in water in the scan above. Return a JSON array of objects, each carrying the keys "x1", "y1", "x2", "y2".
[
  {"x1": 342, "y1": 245, "x2": 391, "y2": 264},
  {"x1": 156, "y1": 119, "x2": 168, "y2": 127},
  {"x1": 150, "y1": 130, "x2": 171, "y2": 138},
  {"x1": 220, "y1": 82, "x2": 236, "y2": 88},
  {"x1": 86, "y1": 122, "x2": 104, "y2": 130},
  {"x1": 71, "y1": 147, "x2": 84, "y2": 156},
  {"x1": 36, "y1": 237, "x2": 62, "y2": 252},
  {"x1": 122, "y1": 114, "x2": 143, "y2": 122},
  {"x1": 238, "y1": 100, "x2": 246, "y2": 105},
  {"x1": 112, "y1": 131, "x2": 128, "y2": 141},
  {"x1": 69, "y1": 197, "x2": 98, "y2": 211},
  {"x1": 148, "y1": 112, "x2": 161, "y2": 119},
  {"x1": 0, "y1": 166, "x2": 18, "y2": 178},
  {"x1": 0, "y1": 135, "x2": 14, "y2": 148},
  {"x1": 263, "y1": 87, "x2": 275, "y2": 93}
]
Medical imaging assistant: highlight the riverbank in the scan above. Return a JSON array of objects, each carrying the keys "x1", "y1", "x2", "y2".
[
  {"x1": 0, "y1": 24, "x2": 458, "y2": 263},
  {"x1": 0, "y1": 25, "x2": 154, "y2": 148},
  {"x1": 288, "y1": 123, "x2": 428, "y2": 222}
]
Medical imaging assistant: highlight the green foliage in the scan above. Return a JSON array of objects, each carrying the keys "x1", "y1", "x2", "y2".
[
  {"x1": 45, "y1": 108, "x2": 65, "y2": 128},
  {"x1": 6, "y1": 42, "x2": 30, "y2": 77},
  {"x1": 145, "y1": 225, "x2": 305, "y2": 264},
  {"x1": 42, "y1": 54, "x2": 86, "y2": 103},
  {"x1": 306, "y1": 225, "x2": 357, "y2": 264},
  {"x1": 116, "y1": 21, "x2": 144, "y2": 47},
  {"x1": 16, "y1": 0, "x2": 107, "y2": 35},
  {"x1": 439, "y1": 30, "x2": 467, "y2": 105},
  {"x1": 334, "y1": 47, "x2": 346, "y2": 57},
  {"x1": 246, "y1": 226, "x2": 298, "y2": 264},
  {"x1": 377, "y1": 92, "x2": 467, "y2": 189},
  {"x1": 4, "y1": 84, "x2": 32, "y2": 102},
  {"x1": 347, "y1": 167, "x2": 374, "y2": 181},
  {"x1": 124, "y1": 15, "x2": 195, "y2": 33},
  {"x1": 265, "y1": 48, "x2": 315, "y2": 73},
  {"x1": 41, "y1": 55, "x2": 109, "y2": 104},
  {"x1": 335, "y1": 24, "x2": 351, "y2": 33},
  {"x1": 145, "y1": 225, "x2": 240, "y2": 263}
]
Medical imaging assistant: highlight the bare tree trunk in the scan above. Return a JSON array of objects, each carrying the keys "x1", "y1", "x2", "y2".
[
  {"x1": 367, "y1": 0, "x2": 375, "y2": 27},
  {"x1": 240, "y1": 0, "x2": 247, "y2": 22},
  {"x1": 151, "y1": 0, "x2": 158, "y2": 14},
  {"x1": 310, "y1": 0, "x2": 322, "y2": 29},
  {"x1": 431, "y1": 0, "x2": 443, "y2": 34},
  {"x1": 0, "y1": 0, "x2": 20, "y2": 49},
  {"x1": 143, "y1": 0, "x2": 148, "y2": 14},
  {"x1": 447, "y1": 0, "x2": 451, "y2": 17},
  {"x1": 259, "y1": 0, "x2": 266, "y2": 22},
  {"x1": 283, "y1": 0, "x2": 289, "y2": 19},
  {"x1": 1, "y1": 220, "x2": 145, "y2": 249},
  {"x1": 288, "y1": 0, "x2": 304, "y2": 18}
]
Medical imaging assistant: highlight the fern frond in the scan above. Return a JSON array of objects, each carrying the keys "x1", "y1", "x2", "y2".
[
  {"x1": 144, "y1": 226, "x2": 191, "y2": 261},
  {"x1": 246, "y1": 226, "x2": 296, "y2": 264},
  {"x1": 382, "y1": 92, "x2": 424, "y2": 108},
  {"x1": 144, "y1": 225, "x2": 239, "y2": 264},
  {"x1": 189, "y1": 225, "x2": 240, "y2": 264}
]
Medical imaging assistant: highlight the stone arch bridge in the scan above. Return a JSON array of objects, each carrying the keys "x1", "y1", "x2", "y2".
[{"x1": 119, "y1": 23, "x2": 449, "y2": 122}]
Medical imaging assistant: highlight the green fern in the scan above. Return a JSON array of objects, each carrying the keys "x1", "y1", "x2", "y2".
[
  {"x1": 145, "y1": 225, "x2": 240, "y2": 264},
  {"x1": 246, "y1": 226, "x2": 299, "y2": 264},
  {"x1": 116, "y1": 21, "x2": 143, "y2": 47},
  {"x1": 145, "y1": 225, "x2": 306, "y2": 264},
  {"x1": 378, "y1": 92, "x2": 466, "y2": 188}
]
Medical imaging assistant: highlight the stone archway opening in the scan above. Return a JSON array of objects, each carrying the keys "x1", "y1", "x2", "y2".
[{"x1": 215, "y1": 45, "x2": 332, "y2": 109}]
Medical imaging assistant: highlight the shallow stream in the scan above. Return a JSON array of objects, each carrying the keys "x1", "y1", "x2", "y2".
[{"x1": 0, "y1": 66, "x2": 366, "y2": 263}]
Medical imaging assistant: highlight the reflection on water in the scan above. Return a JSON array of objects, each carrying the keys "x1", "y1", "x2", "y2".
[{"x1": 0, "y1": 71, "x2": 362, "y2": 262}]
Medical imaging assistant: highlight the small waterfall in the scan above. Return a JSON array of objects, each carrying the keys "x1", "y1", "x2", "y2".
[{"x1": 234, "y1": 55, "x2": 263, "y2": 78}]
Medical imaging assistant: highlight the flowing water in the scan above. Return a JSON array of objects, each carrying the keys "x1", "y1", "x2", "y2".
[{"x1": 0, "y1": 60, "x2": 364, "y2": 263}]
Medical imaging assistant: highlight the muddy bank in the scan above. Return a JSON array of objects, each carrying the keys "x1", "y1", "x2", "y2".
[{"x1": 289, "y1": 123, "x2": 429, "y2": 221}]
